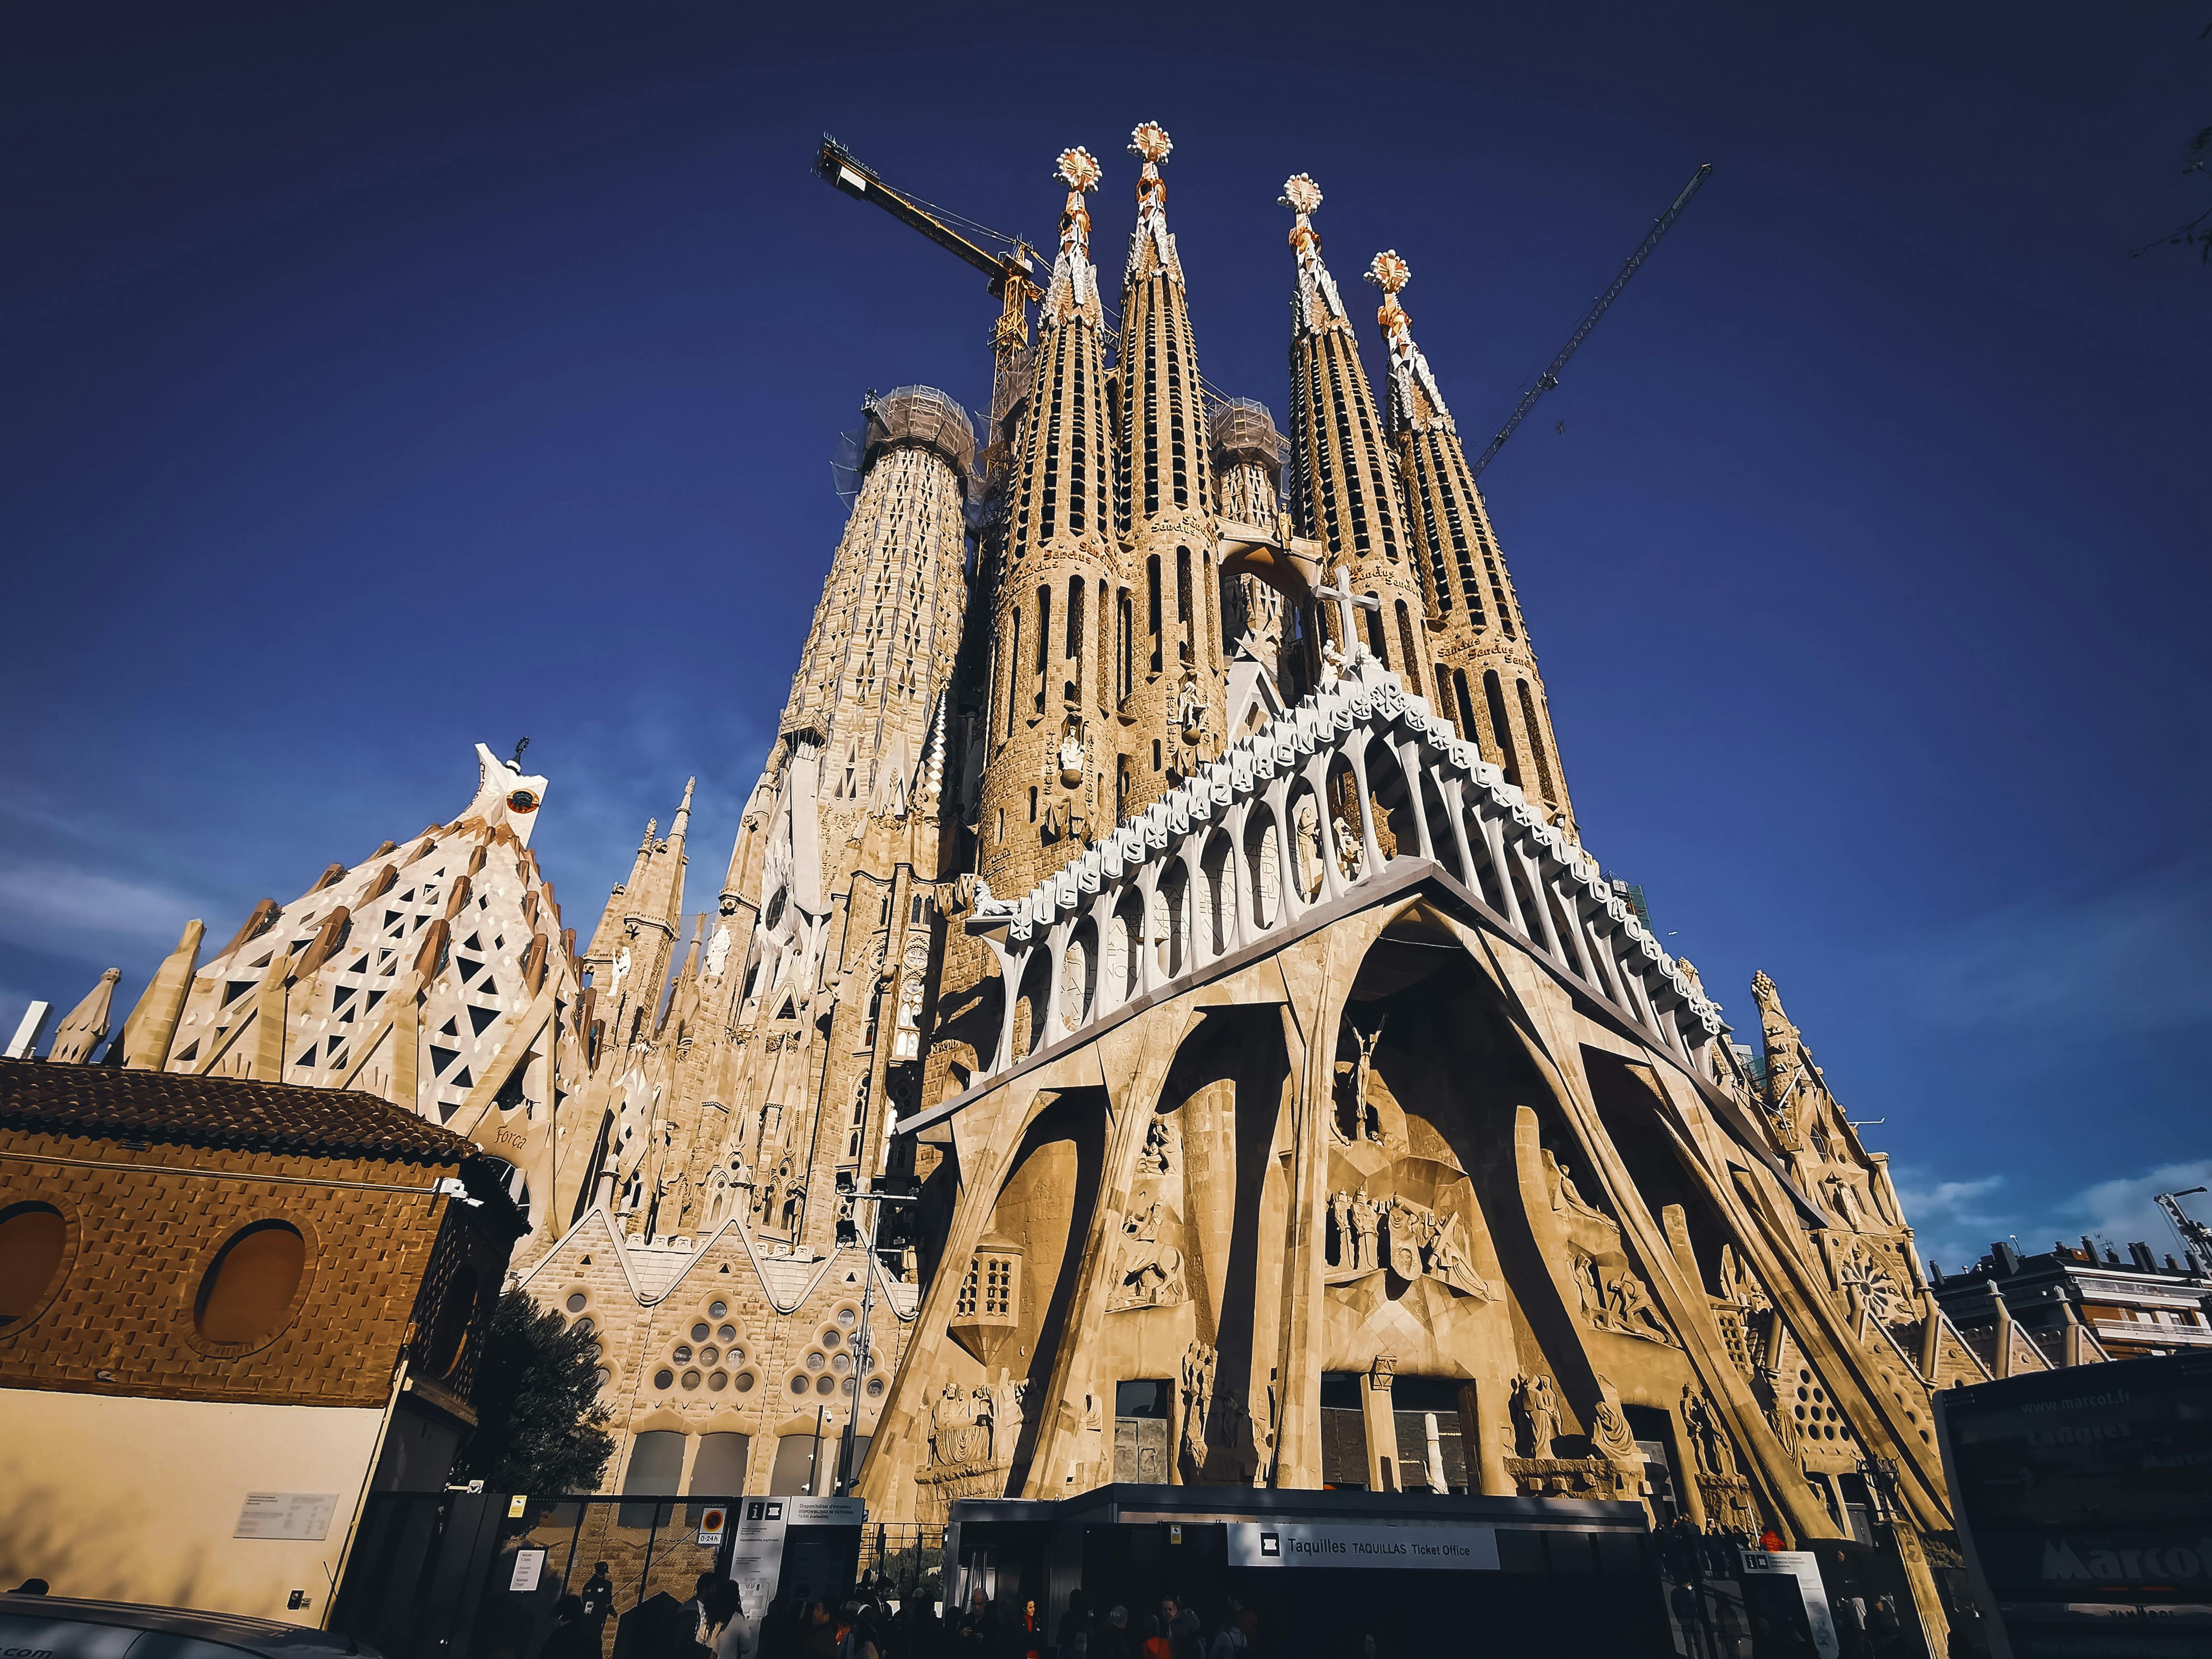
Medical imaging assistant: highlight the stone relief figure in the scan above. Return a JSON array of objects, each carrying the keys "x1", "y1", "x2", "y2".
[
  {"x1": 1140, "y1": 1115, "x2": 1176, "y2": 1175},
  {"x1": 609, "y1": 945, "x2": 632, "y2": 996},
  {"x1": 1683, "y1": 1386, "x2": 1738, "y2": 1480},
  {"x1": 704, "y1": 922, "x2": 732, "y2": 980},
  {"x1": 1547, "y1": 1157, "x2": 1612, "y2": 1226},
  {"x1": 1515, "y1": 1374, "x2": 1562, "y2": 1460},
  {"x1": 1173, "y1": 668, "x2": 1207, "y2": 743},
  {"x1": 930, "y1": 1382, "x2": 989, "y2": 1467},
  {"x1": 1387, "y1": 1198, "x2": 1427, "y2": 1280},
  {"x1": 1328, "y1": 1190, "x2": 1353, "y2": 1266},
  {"x1": 1333, "y1": 814, "x2": 1366, "y2": 881},
  {"x1": 1826, "y1": 1173, "x2": 1871, "y2": 1233},
  {"x1": 1589, "y1": 1378, "x2": 1638, "y2": 1463},
  {"x1": 1570, "y1": 1248, "x2": 1678, "y2": 1345},
  {"x1": 1111, "y1": 1198, "x2": 1187, "y2": 1309},
  {"x1": 1569, "y1": 1247, "x2": 1605, "y2": 1324},
  {"x1": 1179, "y1": 1340, "x2": 1217, "y2": 1470},
  {"x1": 976, "y1": 1370, "x2": 1026, "y2": 1465},
  {"x1": 1057, "y1": 717, "x2": 1087, "y2": 788},
  {"x1": 1347, "y1": 1186, "x2": 1382, "y2": 1273},
  {"x1": 1606, "y1": 1264, "x2": 1677, "y2": 1345},
  {"x1": 1292, "y1": 794, "x2": 1324, "y2": 900},
  {"x1": 1421, "y1": 1210, "x2": 1498, "y2": 1299}
]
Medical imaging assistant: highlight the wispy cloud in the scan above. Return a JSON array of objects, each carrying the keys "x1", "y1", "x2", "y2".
[
  {"x1": 0, "y1": 860, "x2": 209, "y2": 958},
  {"x1": 1903, "y1": 1159, "x2": 2212, "y2": 1274},
  {"x1": 2058, "y1": 1159, "x2": 2212, "y2": 1260},
  {"x1": 1894, "y1": 862, "x2": 2212, "y2": 1035},
  {"x1": 1893, "y1": 1168, "x2": 2008, "y2": 1267}
]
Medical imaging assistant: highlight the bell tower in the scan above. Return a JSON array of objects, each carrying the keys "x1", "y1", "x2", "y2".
[
  {"x1": 1368, "y1": 250, "x2": 1574, "y2": 830},
  {"x1": 1114, "y1": 122, "x2": 1227, "y2": 815},
  {"x1": 1280, "y1": 175, "x2": 1435, "y2": 692},
  {"x1": 977, "y1": 147, "x2": 1122, "y2": 896}
]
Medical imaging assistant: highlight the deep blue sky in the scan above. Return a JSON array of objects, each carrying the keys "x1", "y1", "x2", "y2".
[{"x1": 4, "y1": 4, "x2": 2206, "y2": 1267}]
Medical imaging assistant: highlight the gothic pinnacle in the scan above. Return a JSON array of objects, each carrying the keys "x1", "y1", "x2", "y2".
[
  {"x1": 1045, "y1": 146, "x2": 1104, "y2": 323},
  {"x1": 1366, "y1": 249, "x2": 1452, "y2": 432},
  {"x1": 1126, "y1": 122, "x2": 1182, "y2": 286},
  {"x1": 1280, "y1": 173, "x2": 1346, "y2": 332}
]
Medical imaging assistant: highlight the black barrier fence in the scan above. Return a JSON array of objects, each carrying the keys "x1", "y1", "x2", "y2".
[
  {"x1": 331, "y1": 1493, "x2": 945, "y2": 1659},
  {"x1": 331, "y1": 1491, "x2": 739, "y2": 1659}
]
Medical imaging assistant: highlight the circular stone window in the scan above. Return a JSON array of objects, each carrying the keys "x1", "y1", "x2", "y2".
[
  {"x1": 805, "y1": 1351, "x2": 826, "y2": 1371},
  {"x1": 820, "y1": 1329, "x2": 841, "y2": 1348},
  {"x1": 717, "y1": 1322, "x2": 737, "y2": 1343},
  {"x1": 655, "y1": 1368, "x2": 675, "y2": 1390},
  {"x1": 709, "y1": 1299, "x2": 729, "y2": 1319},
  {"x1": 574, "y1": 1316, "x2": 594, "y2": 1337},
  {"x1": 866, "y1": 1377, "x2": 885, "y2": 1398},
  {"x1": 788, "y1": 1374, "x2": 809, "y2": 1396},
  {"x1": 700, "y1": 1344, "x2": 720, "y2": 1364},
  {"x1": 836, "y1": 1307, "x2": 857, "y2": 1328},
  {"x1": 691, "y1": 1320, "x2": 712, "y2": 1343},
  {"x1": 595, "y1": 1367, "x2": 613, "y2": 1389},
  {"x1": 565, "y1": 1291, "x2": 588, "y2": 1314},
  {"x1": 816, "y1": 1374, "x2": 836, "y2": 1396},
  {"x1": 681, "y1": 1368, "x2": 702, "y2": 1390},
  {"x1": 708, "y1": 1370, "x2": 729, "y2": 1391},
  {"x1": 194, "y1": 1220, "x2": 308, "y2": 1351},
  {"x1": 736, "y1": 1371, "x2": 758, "y2": 1393},
  {"x1": 673, "y1": 1344, "x2": 694, "y2": 1364},
  {"x1": 832, "y1": 1353, "x2": 852, "y2": 1375}
]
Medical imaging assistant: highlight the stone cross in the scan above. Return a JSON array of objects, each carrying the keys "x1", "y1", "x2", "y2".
[{"x1": 1314, "y1": 565, "x2": 1381, "y2": 656}]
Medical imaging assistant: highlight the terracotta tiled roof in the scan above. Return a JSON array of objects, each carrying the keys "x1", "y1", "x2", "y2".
[{"x1": 0, "y1": 1057, "x2": 470, "y2": 1164}]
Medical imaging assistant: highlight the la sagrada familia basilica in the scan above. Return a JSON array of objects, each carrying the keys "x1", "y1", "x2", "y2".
[{"x1": 65, "y1": 125, "x2": 1995, "y2": 1631}]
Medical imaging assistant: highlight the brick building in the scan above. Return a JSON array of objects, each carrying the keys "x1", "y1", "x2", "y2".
[{"x1": 0, "y1": 1057, "x2": 524, "y2": 1621}]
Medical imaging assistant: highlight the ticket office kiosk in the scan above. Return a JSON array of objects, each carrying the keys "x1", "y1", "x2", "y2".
[{"x1": 947, "y1": 1486, "x2": 1666, "y2": 1658}]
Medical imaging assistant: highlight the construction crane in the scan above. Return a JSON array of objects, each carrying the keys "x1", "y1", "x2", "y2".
[
  {"x1": 1470, "y1": 162, "x2": 1712, "y2": 479},
  {"x1": 815, "y1": 135, "x2": 1040, "y2": 480},
  {"x1": 2156, "y1": 1188, "x2": 2212, "y2": 1268}
]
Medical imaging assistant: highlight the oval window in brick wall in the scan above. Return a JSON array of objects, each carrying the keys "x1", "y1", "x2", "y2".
[
  {"x1": 194, "y1": 1221, "x2": 306, "y2": 1347},
  {"x1": 426, "y1": 1264, "x2": 480, "y2": 1377},
  {"x1": 0, "y1": 1202, "x2": 66, "y2": 1328}
]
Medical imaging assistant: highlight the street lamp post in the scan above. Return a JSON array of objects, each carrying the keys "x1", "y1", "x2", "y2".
[{"x1": 833, "y1": 1179, "x2": 918, "y2": 1498}]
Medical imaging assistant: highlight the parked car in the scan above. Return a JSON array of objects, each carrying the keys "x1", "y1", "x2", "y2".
[{"x1": 0, "y1": 1595, "x2": 379, "y2": 1659}]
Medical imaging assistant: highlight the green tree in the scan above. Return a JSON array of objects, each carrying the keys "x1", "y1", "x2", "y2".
[{"x1": 456, "y1": 1289, "x2": 615, "y2": 1494}]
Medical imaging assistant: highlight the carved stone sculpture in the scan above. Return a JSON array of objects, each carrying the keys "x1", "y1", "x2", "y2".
[{"x1": 1516, "y1": 1373, "x2": 1562, "y2": 1460}]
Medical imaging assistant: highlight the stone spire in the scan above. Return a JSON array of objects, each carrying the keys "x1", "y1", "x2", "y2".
[
  {"x1": 48, "y1": 968, "x2": 120, "y2": 1064},
  {"x1": 979, "y1": 146, "x2": 1124, "y2": 895},
  {"x1": 774, "y1": 385, "x2": 973, "y2": 858},
  {"x1": 1280, "y1": 176, "x2": 1434, "y2": 691},
  {"x1": 583, "y1": 776, "x2": 693, "y2": 1056},
  {"x1": 1116, "y1": 122, "x2": 1225, "y2": 817},
  {"x1": 1367, "y1": 250, "x2": 1573, "y2": 829},
  {"x1": 118, "y1": 918, "x2": 204, "y2": 1069}
]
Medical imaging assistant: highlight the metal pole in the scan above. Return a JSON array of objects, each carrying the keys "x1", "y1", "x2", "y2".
[{"x1": 834, "y1": 1182, "x2": 918, "y2": 1496}]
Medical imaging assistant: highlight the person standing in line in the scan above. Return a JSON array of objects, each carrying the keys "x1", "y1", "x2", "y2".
[
  {"x1": 579, "y1": 1563, "x2": 616, "y2": 1648},
  {"x1": 1095, "y1": 1607, "x2": 1134, "y2": 1659}
]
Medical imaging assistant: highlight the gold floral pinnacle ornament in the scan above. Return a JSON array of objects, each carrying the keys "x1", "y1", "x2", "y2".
[
  {"x1": 1129, "y1": 122, "x2": 1173, "y2": 165},
  {"x1": 1366, "y1": 249, "x2": 1410, "y2": 296},
  {"x1": 1055, "y1": 146, "x2": 1103, "y2": 192},
  {"x1": 1279, "y1": 172, "x2": 1323, "y2": 216}
]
